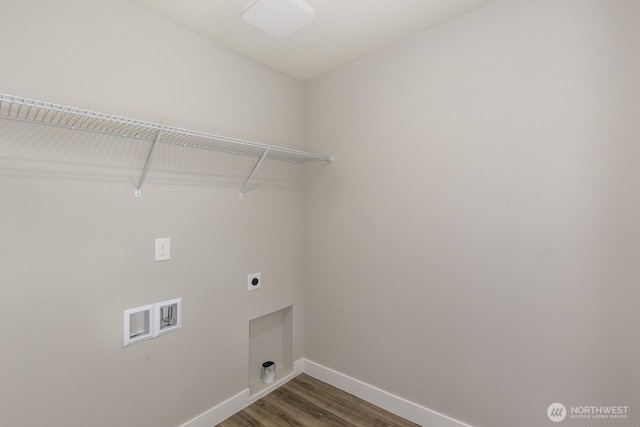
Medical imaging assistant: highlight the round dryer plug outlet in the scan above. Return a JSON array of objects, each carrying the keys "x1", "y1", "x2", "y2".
[{"x1": 247, "y1": 272, "x2": 262, "y2": 291}]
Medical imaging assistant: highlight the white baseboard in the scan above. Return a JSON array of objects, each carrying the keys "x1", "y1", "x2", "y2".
[
  {"x1": 179, "y1": 388, "x2": 250, "y2": 427},
  {"x1": 181, "y1": 358, "x2": 471, "y2": 427},
  {"x1": 301, "y1": 359, "x2": 472, "y2": 427},
  {"x1": 180, "y1": 359, "x2": 305, "y2": 427}
]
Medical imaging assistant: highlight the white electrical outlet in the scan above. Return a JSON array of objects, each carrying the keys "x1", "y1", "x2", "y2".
[
  {"x1": 155, "y1": 238, "x2": 170, "y2": 261},
  {"x1": 248, "y1": 272, "x2": 262, "y2": 291}
]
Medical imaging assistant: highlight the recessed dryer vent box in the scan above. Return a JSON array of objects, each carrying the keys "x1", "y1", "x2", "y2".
[
  {"x1": 155, "y1": 298, "x2": 182, "y2": 337},
  {"x1": 123, "y1": 304, "x2": 155, "y2": 347}
]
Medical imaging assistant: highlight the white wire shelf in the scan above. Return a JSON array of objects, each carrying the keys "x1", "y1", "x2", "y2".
[{"x1": 0, "y1": 93, "x2": 334, "y2": 197}]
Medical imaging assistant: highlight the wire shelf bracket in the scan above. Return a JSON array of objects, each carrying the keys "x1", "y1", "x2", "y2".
[
  {"x1": 240, "y1": 149, "x2": 269, "y2": 199},
  {"x1": 0, "y1": 93, "x2": 334, "y2": 198},
  {"x1": 135, "y1": 128, "x2": 165, "y2": 198}
]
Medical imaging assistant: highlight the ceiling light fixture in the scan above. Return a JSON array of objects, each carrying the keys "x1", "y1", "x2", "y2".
[{"x1": 242, "y1": 0, "x2": 315, "y2": 39}]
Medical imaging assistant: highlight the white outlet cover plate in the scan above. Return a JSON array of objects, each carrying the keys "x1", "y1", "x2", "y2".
[
  {"x1": 155, "y1": 238, "x2": 170, "y2": 261},
  {"x1": 248, "y1": 272, "x2": 262, "y2": 291}
]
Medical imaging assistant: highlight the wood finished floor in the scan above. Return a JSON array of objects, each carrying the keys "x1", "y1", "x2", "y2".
[{"x1": 218, "y1": 374, "x2": 420, "y2": 427}]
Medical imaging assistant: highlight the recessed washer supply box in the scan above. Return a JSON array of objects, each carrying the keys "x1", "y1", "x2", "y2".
[{"x1": 123, "y1": 298, "x2": 182, "y2": 347}]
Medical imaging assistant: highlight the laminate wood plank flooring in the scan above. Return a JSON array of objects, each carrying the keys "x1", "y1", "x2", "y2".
[{"x1": 218, "y1": 374, "x2": 420, "y2": 427}]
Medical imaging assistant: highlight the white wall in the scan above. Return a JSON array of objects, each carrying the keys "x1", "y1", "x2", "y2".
[
  {"x1": 0, "y1": 1, "x2": 306, "y2": 426},
  {"x1": 304, "y1": 1, "x2": 640, "y2": 426}
]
